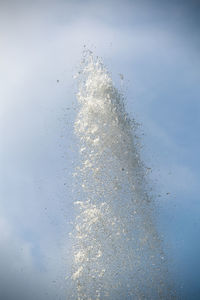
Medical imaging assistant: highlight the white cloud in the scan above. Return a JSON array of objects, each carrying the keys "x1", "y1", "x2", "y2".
[{"x1": 0, "y1": 215, "x2": 68, "y2": 299}]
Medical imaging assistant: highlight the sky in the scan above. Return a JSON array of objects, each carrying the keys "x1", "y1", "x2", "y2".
[{"x1": 1, "y1": 0, "x2": 200, "y2": 299}]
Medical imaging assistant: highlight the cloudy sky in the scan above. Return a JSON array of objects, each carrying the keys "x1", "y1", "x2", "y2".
[{"x1": 1, "y1": 0, "x2": 200, "y2": 299}]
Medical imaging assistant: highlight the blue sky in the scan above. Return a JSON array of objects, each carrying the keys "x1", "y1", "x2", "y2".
[{"x1": 1, "y1": 0, "x2": 200, "y2": 299}]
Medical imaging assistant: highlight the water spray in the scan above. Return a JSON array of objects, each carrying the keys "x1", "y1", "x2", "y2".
[{"x1": 70, "y1": 51, "x2": 174, "y2": 299}]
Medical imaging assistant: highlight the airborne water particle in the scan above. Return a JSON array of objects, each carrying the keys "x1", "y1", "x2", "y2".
[{"x1": 70, "y1": 50, "x2": 175, "y2": 299}]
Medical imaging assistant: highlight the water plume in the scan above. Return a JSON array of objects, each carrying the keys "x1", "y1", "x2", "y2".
[{"x1": 71, "y1": 51, "x2": 173, "y2": 299}]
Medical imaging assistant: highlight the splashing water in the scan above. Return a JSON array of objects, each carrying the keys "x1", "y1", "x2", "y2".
[{"x1": 71, "y1": 51, "x2": 173, "y2": 299}]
